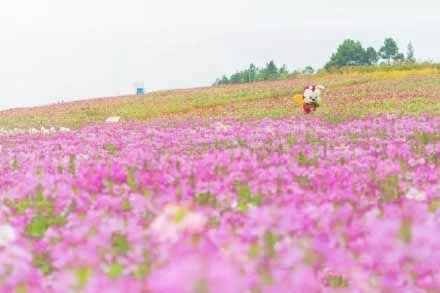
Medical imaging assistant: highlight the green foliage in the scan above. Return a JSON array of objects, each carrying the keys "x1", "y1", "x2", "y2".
[
  {"x1": 234, "y1": 182, "x2": 263, "y2": 212},
  {"x1": 325, "y1": 37, "x2": 414, "y2": 69},
  {"x1": 214, "y1": 60, "x2": 293, "y2": 85},
  {"x1": 302, "y1": 66, "x2": 315, "y2": 75},
  {"x1": 195, "y1": 192, "x2": 218, "y2": 207},
  {"x1": 107, "y1": 263, "x2": 124, "y2": 279},
  {"x1": 12, "y1": 157, "x2": 19, "y2": 170},
  {"x1": 286, "y1": 134, "x2": 297, "y2": 146},
  {"x1": 429, "y1": 199, "x2": 440, "y2": 213},
  {"x1": 69, "y1": 154, "x2": 76, "y2": 175},
  {"x1": 248, "y1": 242, "x2": 260, "y2": 258},
  {"x1": 326, "y1": 275, "x2": 349, "y2": 288},
  {"x1": 379, "y1": 38, "x2": 400, "y2": 64},
  {"x1": 111, "y1": 232, "x2": 131, "y2": 256},
  {"x1": 296, "y1": 175, "x2": 312, "y2": 189},
  {"x1": 22, "y1": 186, "x2": 68, "y2": 239},
  {"x1": 26, "y1": 215, "x2": 50, "y2": 238},
  {"x1": 399, "y1": 219, "x2": 412, "y2": 244},
  {"x1": 104, "y1": 144, "x2": 118, "y2": 154},
  {"x1": 263, "y1": 231, "x2": 279, "y2": 258},
  {"x1": 174, "y1": 208, "x2": 187, "y2": 223},
  {"x1": 263, "y1": 61, "x2": 279, "y2": 80},
  {"x1": 365, "y1": 47, "x2": 379, "y2": 65},
  {"x1": 380, "y1": 174, "x2": 400, "y2": 202},
  {"x1": 121, "y1": 198, "x2": 132, "y2": 211},
  {"x1": 325, "y1": 39, "x2": 379, "y2": 69},
  {"x1": 393, "y1": 53, "x2": 405, "y2": 63},
  {"x1": 413, "y1": 132, "x2": 440, "y2": 145},
  {"x1": 127, "y1": 166, "x2": 138, "y2": 191},
  {"x1": 296, "y1": 152, "x2": 318, "y2": 167},
  {"x1": 25, "y1": 213, "x2": 67, "y2": 238},
  {"x1": 13, "y1": 198, "x2": 33, "y2": 214},
  {"x1": 33, "y1": 253, "x2": 53, "y2": 275},
  {"x1": 76, "y1": 267, "x2": 93, "y2": 290}
]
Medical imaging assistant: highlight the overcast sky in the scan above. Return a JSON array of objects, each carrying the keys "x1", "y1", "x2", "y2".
[{"x1": 1, "y1": 0, "x2": 439, "y2": 110}]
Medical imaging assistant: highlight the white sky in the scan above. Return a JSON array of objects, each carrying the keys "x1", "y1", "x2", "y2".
[{"x1": 1, "y1": 0, "x2": 439, "y2": 110}]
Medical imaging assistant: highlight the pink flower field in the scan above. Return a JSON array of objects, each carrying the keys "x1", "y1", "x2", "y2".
[{"x1": 1, "y1": 111, "x2": 440, "y2": 291}]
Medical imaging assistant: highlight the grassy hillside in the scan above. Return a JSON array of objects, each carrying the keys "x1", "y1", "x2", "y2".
[{"x1": 1, "y1": 66, "x2": 440, "y2": 129}]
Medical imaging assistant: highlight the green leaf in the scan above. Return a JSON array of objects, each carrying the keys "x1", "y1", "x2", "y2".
[
  {"x1": 236, "y1": 183, "x2": 252, "y2": 200},
  {"x1": 69, "y1": 154, "x2": 76, "y2": 175},
  {"x1": 195, "y1": 192, "x2": 217, "y2": 207},
  {"x1": 107, "y1": 263, "x2": 124, "y2": 279},
  {"x1": 33, "y1": 253, "x2": 53, "y2": 275},
  {"x1": 381, "y1": 175, "x2": 400, "y2": 202},
  {"x1": 399, "y1": 219, "x2": 412, "y2": 244},
  {"x1": 248, "y1": 243, "x2": 260, "y2": 259},
  {"x1": 111, "y1": 233, "x2": 131, "y2": 256},
  {"x1": 264, "y1": 231, "x2": 279, "y2": 258},
  {"x1": 104, "y1": 144, "x2": 118, "y2": 154},
  {"x1": 127, "y1": 167, "x2": 138, "y2": 191},
  {"x1": 326, "y1": 275, "x2": 349, "y2": 288},
  {"x1": 121, "y1": 198, "x2": 132, "y2": 211},
  {"x1": 76, "y1": 267, "x2": 93, "y2": 289},
  {"x1": 429, "y1": 198, "x2": 440, "y2": 213},
  {"x1": 174, "y1": 208, "x2": 186, "y2": 224},
  {"x1": 26, "y1": 214, "x2": 50, "y2": 238},
  {"x1": 12, "y1": 157, "x2": 19, "y2": 170}
]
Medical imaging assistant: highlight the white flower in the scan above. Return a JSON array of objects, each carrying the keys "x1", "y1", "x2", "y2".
[
  {"x1": 405, "y1": 187, "x2": 426, "y2": 201},
  {"x1": 0, "y1": 224, "x2": 17, "y2": 247}
]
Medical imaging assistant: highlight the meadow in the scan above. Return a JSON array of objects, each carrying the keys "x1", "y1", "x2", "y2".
[{"x1": 1, "y1": 66, "x2": 440, "y2": 292}]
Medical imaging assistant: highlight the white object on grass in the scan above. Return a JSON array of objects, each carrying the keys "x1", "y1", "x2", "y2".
[{"x1": 105, "y1": 116, "x2": 121, "y2": 123}]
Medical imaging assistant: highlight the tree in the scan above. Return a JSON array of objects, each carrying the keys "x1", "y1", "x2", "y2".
[
  {"x1": 214, "y1": 60, "x2": 291, "y2": 85},
  {"x1": 302, "y1": 66, "x2": 315, "y2": 75},
  {"x1": 325, "y1": 39, "x2": 368, "y2": 68},
  {"x1": 278, "y1": 64, "x2": 289, "y2": 79},
  {"x1": 379, "y1": 38, "x2": 399, "y2": 64},
  {"x1": 406, "y1": 42, "x2": 416, "y2": 63},
  {"x1": 229, "y1": 72, "x2": 241, "y2": 84},
  {"x1": 364, "y1": 47, "x2": 379, "y2": 65},
  {"x1": 393, "y1": 53, "x2": 405, "y2": 63},
  {"x1": 248, "y1": 63, "x2": 257, "y2": 83},
  {"x1": 279, "y1": 64, "x2": 289, "y2": 75},
  {"x1": 263, "y1": 60, "x2": 278, "y2": 80}
]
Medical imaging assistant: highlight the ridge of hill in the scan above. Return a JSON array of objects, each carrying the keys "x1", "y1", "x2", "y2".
[{"x1": 1, "y1": 67, "x2": 440, "y2": 129}]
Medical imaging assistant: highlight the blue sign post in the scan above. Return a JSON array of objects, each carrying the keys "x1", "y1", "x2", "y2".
[{"x1": 135, "y1": 81, "x2": 145, "y2": 95}]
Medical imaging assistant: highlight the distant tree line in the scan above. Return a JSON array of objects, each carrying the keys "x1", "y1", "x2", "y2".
[
  {"x1": 325, "y1": 37, "x2": 415, "y2": 69},
  {"x1": 214, "y1": 61, "x2": 314, "y2": 86},
  {"x1": 214, "y1": 37, "x2": 418, "y2": 85}
]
